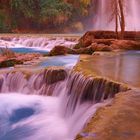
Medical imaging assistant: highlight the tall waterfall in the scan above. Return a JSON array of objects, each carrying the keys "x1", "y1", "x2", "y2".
[
  {"x1": 0, "y1": 68, "x2": 129, "y2": 140},
  {"x1": 92, "y1": 0, "x2": 140, "y2": 31}
]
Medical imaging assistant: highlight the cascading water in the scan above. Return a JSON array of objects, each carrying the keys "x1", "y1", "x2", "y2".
[
  {"x1": 0, "y1": 36, "x2": 78, "y2": 53},
  {"x1": 92, "y1": 0, "x2": 140, "y2": 31},
  {"x1": 128, "y1": 0, "x2": 140, "y2": 30},
  {"x1": 0, "y1": 68, "x2": 129, "y2": 140}
]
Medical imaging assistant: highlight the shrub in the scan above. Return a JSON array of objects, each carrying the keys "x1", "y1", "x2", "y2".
[{"x1": 0, "y1": 47, "x2": 15, "y2": 58}]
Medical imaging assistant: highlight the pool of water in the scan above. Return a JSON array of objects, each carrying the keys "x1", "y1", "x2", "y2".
[
  {"x1": 10, "y1": 47, "x2": 49, "y2": 54},
  {"x1": 39, "y1": 55, "x2": 79, "y2": 68},
  {"x1": 79, "y1": 51, "x2": 140, "y2": 88}
]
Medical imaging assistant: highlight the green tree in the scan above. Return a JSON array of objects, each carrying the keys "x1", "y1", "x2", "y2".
[
  {"x1": 40, "y1": 0, "x2": 73, "y2": 26},
  {"x1": 0, "y1": 0, "x2": 93, "y2": 32}
]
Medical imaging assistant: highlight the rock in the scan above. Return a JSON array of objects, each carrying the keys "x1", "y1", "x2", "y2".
[
  {"x1": 75, "y1": 46, "x2": 95, "y2": 54},
  {"x1": 45, "y1": 68, "x2": 67, "y2": 84},
  {"x1": 75, "y1": 31, "x2": 140, "y2": 51},
  {"x1": 75, "y1": 90, "x2": 140, "y2": 140},
  {"x1": 0, "y1": 59, "x2": 23, "y2": 68},
  {"x1": 76, "y1": 31, "x2": 118, "y2": 48},
  {"x1": 111, "y1": 40, "x2": 140, "y2": 50},
  {"x1": 90, "y1": 43, "x2": 112, "y2": 52},
  {"x1": 48, "y1": 39, "x2": 140, "y2": 56},
  {"x1": 77, "y1": 31, "x2": 140, "y2": 48},
  {"x1": 76, "y1": 31, "x2": 95, "y2": 48},
  {"x1": 48, "y1": 45, "x2": 95, "y2": 56},
  {"x1": 48, "y1": 46, "x2": 67, "y2": 56},
  {"x1": 93, "y1": 39, "x2": 115, "y2": 45}
]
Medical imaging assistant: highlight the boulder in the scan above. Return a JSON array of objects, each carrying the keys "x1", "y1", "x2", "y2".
[
  {"x1": 45, "y1": 68, "x2": 67, "y2": 84},
  {"x1": 76, "y1": 31, "x2": 95, "y2": 48},
  {"x1": 48, "y1": 46, "x2": 67, "y2": 56}
]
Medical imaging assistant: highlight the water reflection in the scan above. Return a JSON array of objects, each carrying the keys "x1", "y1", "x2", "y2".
[{"x1": 89, "y1": 51, "x2": 140, "y2": 88}]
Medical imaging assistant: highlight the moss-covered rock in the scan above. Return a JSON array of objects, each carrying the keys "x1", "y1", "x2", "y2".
[{"x1": 0, "y1": 59, "x2": 23, "y2": 68}]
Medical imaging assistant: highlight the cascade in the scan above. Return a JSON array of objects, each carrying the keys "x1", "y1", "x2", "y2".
[
  {"x1": 0, "y1": 37, "x2": 77, "y2": 51},
  {"x1": 0, "y1": 68, "x2": 129, "y2": 140},
  {"x1": 0, "y1": 68, "x2": 67, "y2": 95}
]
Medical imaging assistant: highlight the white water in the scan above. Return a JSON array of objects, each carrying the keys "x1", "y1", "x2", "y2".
[
  {"x1": 93, "y1": 0, "x2": 140, "y2": 31},
  {"x1": 0, "y1": 70, "x2": 111, "y2": 140},
  {"x1": 0, "y1": 93, "x2": 69, "y2": 140},
  {"x1": 0, "y1": 37, "x2": 78, "y2": 52},
  {"x1": 0, "y1": 93, "x2": 108, "y2": 140},
  {"x1": 0, "y1": 73, "x2": 108, "y2": 140}
]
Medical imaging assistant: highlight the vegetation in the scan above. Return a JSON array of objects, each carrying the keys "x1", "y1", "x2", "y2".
[
  {"x1": 0, "y1": 47, "x2": 15, "y2": 58},
  {"x1": 0, "y1": 59, "x2": 23, "y2": 68},
  {"x1": 0, "y1": 0, "x2": 93, "y2": 33}
]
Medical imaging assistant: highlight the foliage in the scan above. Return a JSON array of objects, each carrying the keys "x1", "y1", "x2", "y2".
[
  {"x1": 0, "y1": 11, "x2": 9, "y2": 32},
  {"x1": 40, "y1": 0, "x2": 73, "y2": 25},
  {"x1": 0, "y1": 59, "x2": 23, "y2": 68},
  {"x1": 11, "y1": 0, "x2": 35, "y2": 18},
  {"x1": 0, "y1": 0, "x2": 92, "y2": 32}
]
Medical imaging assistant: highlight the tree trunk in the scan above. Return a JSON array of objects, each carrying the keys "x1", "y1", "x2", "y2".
[
  {"x1": 115, "y1": 0, "x2": 119, "y2": 39},
  {"x1": 118, "y1": 0, "x2": 125, "y2": 39}
]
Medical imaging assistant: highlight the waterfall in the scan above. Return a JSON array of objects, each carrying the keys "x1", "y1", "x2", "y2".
[
  {"x1": 128, "y1": 0, "x2": 140, "y2": 30},
  {"x1": 92, "y1": 0, "x2": 140, "y2": 31},
  {"x1": 0, "y1": 68, "x2": 67, "y2": 95},
  {"x1": 0, "y1": 68, "x2": 129, "y2": 140}
]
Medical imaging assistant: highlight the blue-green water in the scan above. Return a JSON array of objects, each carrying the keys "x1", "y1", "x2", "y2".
[
  {"x1": 10, "y1": 48, "x2": 49, "y2": 54},
  {"x1": 39, "y1": 55, "x2": 79, "y2": 67}
]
